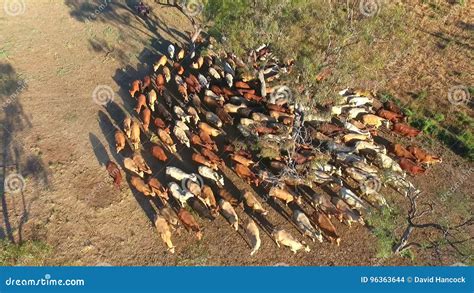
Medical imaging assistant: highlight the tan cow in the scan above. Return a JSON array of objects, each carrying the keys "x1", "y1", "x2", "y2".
[
  {"x1": 115, "y1": 130, "x2": 126, "y2": 154},
  {"x1": 154, "y1": 214, "x2": 175, "y2": 254}
]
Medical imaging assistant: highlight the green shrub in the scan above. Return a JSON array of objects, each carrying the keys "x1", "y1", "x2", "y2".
[{"x1": 366, "y1": 207, "x2": 401, "y2": 258}]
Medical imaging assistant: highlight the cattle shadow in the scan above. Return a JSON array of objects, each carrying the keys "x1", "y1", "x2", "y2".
[
  {"x1": 95, "y1": 110, "x2": 159, "y2": 223},
  {"x1": 66, "y1": 0, "x2": 191, "y2": 78}
]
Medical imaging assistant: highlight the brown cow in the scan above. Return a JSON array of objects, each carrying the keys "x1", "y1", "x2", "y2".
[
  {"x1": 198, "y1": 122, "x2": 222, "y2": 137},
  {"x1": 141, "y1": 108, "x2": 151, "y2": 132},
  {"x1": 270, "y1": 111, "x2": 294, "y2": 122},
  {"x1": 383, "y1": 100, "x2": 402, "y2": 114},
  {"x1": 199, "y1": 131, "x2": 218, "y2": 151},
  {"x1": 200, "y1": 185, "x2": 218, "y2": 215},
  {"x1": 293, "y1": 152, "x2": 314, "y2": 165},
  {"x1": 135, "y1": 94, "x2": 147, "y2": 114},
  {"x1": 318, "y1": 123, "x2": 344, "y2": 136},
  {"x1": 216, "y1": 106, "x2": 233, "y2": 125},
  {"x1": 392, "y1": 123, "x2": 421, "y2": 137},
  {"x1": 254, "y1": 125, "x2": 277, "y2": 135},
  {"x1": 391, "y1": 143, "x2": 416, "y2": 160},
  {"x1": 192, "y1": 153, "x2": 218, "y2": 170},
  {"x1": 131, "y1": 176, "x2": 154, "y2": 196},
  {"x1": 218, "y1": 188, "x2": 239, "y2": 206},
  {"x1": 154, "y1": 118, "x2": 167, "y2": 129},
  {"x1": 156, "y1": 74, "x2": 165, "y2": 95},
  {"x1": 407, "y1": 146, "x2": 442, "y2": 165},
  {"x1": 235, "y1": 81, "x2": 251, "y2": 89},
  {"x1": 142, "y1": 75, "x2": 152, "y2": 92},
  {"x1": 312, "y1": 210, "x2": 340, "y2": 246},
  {"x1": 178, "y1": 208, "x2": 202, "y2": 240},
  {"x1": 230, "y1": 154, "x2": 254, "y2": 167},
  {"x1": 106, "y1": 161, "x2": 122, "y2": 189},
  {"x1": 151, "y1": 146, "x2": 168, "y2": 162},
  {"x1": 235, "y1": 163, "x2": 260, "y2": 186},
  {"x1": 148, "y1": 178, "x2": 169, "y2": 200},
  {"x1": 178, "y1": 84, "x2": 188, "y2": 102},
  {"x1": 203, "y1": 96, "x2": 222, "y2": 109},
  {"x1": 201, "y1": 148, "x2": 223, "y2": 165},
  {"x1": 189, "y1": 133, "x2": 206, "y2": 147},
  {"x1": 129, "y1": 80, "x2": 141, "y2": 98},
  {"x1": 115, "y1": 130, "x2": 126, "y2": 154},
  {"x1": 377, "y1": 109, "x2": 403, "y2": 122},
  {"x1": 210, "y1": 85, "x2": 223, "y2": 96},
  {"x1": 243, "y1": 92, "x2": 263, "y2": 102},
  {"x1": 399, "y1": 158, "x2": 426, "y2": 175},
  {"x1": 267, "y1": 103, "x2": 291, "y2": 114},
  {"x1": 173, "y1": 63, "x2": 185, "y2": 75}
]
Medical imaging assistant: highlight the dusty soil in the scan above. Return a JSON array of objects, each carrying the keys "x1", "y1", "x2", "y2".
[{"x1": 0, "y1": 0, "x2": 472, "y2": 266}]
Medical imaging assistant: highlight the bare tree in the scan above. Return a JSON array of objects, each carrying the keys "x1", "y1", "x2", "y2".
[{"x1": 393, "y1": 190, "x2": 473, "y2": 263}]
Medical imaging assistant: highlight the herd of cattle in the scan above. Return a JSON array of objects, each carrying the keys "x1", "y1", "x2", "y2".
[{"x1": 104, "y1": 40, "x2": 442, "y2": 255}]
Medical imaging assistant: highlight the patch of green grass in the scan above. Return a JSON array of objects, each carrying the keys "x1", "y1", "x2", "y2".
[
  {"x1": 0, "y1": 41, "x2": 14, "y2": 60},
  {"x1": 0, "y1": 240, "x2": 51, "y2": 266},
  {"x1": 63, "y1": 112, "x2": 78, "y2": 122},
  {"x1": 382, "y1": 92, "x2": 473, "y2": 161},
  {"x1": 102, "y1": 26, "x2": 121, "y2": 48},
  {"x1": 366, "y1": 207, "x2": 401, "y2": 258},
  {"x1": 56, "y1": 66, "x2": 72, "y2": 76},
  {"x1": 400, "y1": 248, "x2": 415, "y2": 261},
  {"x1": 175, "y1": 241, "x2": 209, "y2": 266},
  {"x1": 416, "y1": 90, "x2": 429, "y2": 100}
]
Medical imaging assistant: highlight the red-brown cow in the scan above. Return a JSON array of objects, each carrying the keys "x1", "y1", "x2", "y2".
[
  {"x1": 399, "y1": 158, "x2": 426, "y2": 175},
  {"x1": 392, "y1": 123, "x2": 421, "y2": 137}
]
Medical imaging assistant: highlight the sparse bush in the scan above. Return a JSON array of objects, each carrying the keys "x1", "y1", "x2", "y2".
[{"x1": 365, "y1": 207, "x2": 401, "y2": 258}]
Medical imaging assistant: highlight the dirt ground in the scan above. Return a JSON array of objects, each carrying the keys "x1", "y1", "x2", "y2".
[{"x1": 0, "y1": 0, "x2": 472, "y2": 266}]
